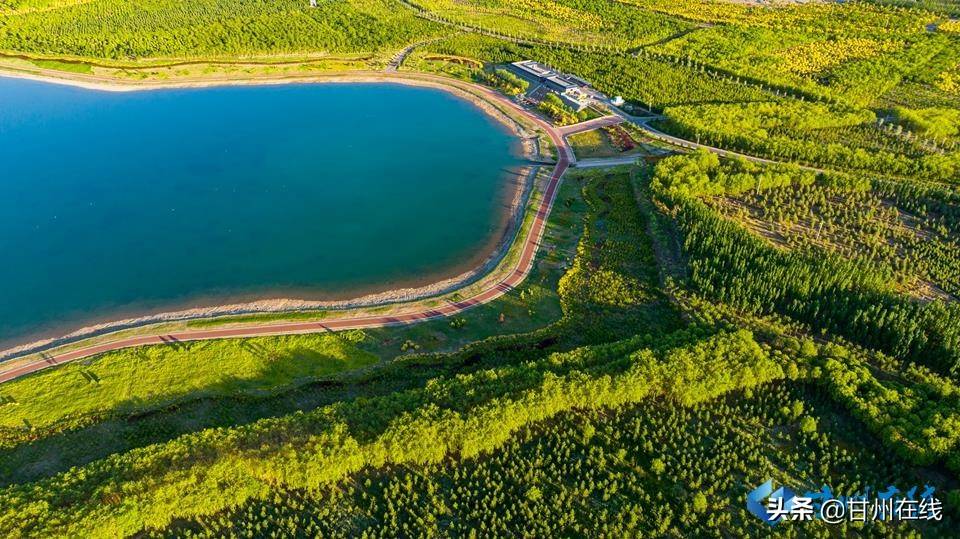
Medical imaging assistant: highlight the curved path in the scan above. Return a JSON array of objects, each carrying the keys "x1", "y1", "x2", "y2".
[
  {"x1": 559, "y1": 115, "x2": 623, "y2": 136},
  {"x1": 0, "y1": 77, "x2": 572, "y2": 384},
  {"x1": 384, "y1": 37, "x2": 444, "y2": 72},
  {"x1": 608, "y1": 108, "x2": 827, "y2": 174}
]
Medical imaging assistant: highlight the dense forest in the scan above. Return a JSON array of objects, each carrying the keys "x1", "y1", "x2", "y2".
[
  {"x1": 0, "y1": 0, "x2": 443, "y2": 58},
  {"x1": 653, "y1": 151, "x2": 960, "y2": 375},
  {"x1": 2, "y1": 0, "x2": 960, "y2": 536}
]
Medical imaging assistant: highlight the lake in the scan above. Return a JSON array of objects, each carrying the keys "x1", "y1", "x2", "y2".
[{"x1": 0, "y1": 77, "x2": 522, "y2": 348}]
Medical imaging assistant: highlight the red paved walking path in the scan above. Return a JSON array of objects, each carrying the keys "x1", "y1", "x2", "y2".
[{"x1": 0, "y1": 79, "x2": 571, "y2": 384}]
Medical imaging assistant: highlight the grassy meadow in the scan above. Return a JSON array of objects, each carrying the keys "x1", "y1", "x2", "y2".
[{"x1": 0, "y1": 332, "x2": 376, "y2": 432}]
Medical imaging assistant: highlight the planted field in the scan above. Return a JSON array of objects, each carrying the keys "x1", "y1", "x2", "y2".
[
  {"x1": 567, "y1": 129, "x2": 620, "y2": 159},
  {"x1": 411, "y1": 0, "x2": 692, "y2": 49},
  {"x1": 661, "y1": 100, "x2": 960, "y2": 181},
  {"x1": 568, "y1": 126, "x2": 639, "y2": 159},
  {"x1": 647, "y1": 2, "x2": 943, "y2": 106},
  {"x1": 0, "y1": 0, "x2": 443, "y2": 59},
  {"x1": 154, "y1": 380, "x2": 948, "y2": 537},
  {"x1": 652, "y1": 151, "x2": 960, "y2": 375},
  {"x1": 418, "y1": 33, "x2": 776, "y2": 109},
  {"x1": 710, "y1": 182, "x2": 960, "y2": 299}
]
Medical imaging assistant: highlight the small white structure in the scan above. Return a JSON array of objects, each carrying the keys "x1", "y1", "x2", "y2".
[
  {"x1": 611, "y1": 96, "x2": 625, "y2": 107},
  {"x1": 309, "y1": 0, "x2": 317, "y2": 6}
]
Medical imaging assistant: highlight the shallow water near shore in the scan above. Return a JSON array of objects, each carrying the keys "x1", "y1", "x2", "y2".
[{"x1": 0, "y1": 77, "x2": 522, "y2": 348}]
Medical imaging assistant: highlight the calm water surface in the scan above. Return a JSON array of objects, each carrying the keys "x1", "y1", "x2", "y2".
[{"x1": 0, "y1": 77, "x2": 521, "y2": 347}]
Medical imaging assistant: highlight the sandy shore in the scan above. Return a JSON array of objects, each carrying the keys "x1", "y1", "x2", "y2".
[{"x1": 0, "y1": 68, "x2": 551, "y2": 361}]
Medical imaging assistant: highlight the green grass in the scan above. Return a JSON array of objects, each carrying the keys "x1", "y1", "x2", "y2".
[
  {"x1": 0, "y1": 332, "x2": 376, "y2": 432},
  {"x1": 29, "y1": 59, "x2": 92, "y2": 73},
  {"x1": 567, "y1": 128, "x2": 621, "y2": 158},
  {"x1": 402, "y1": 53, "x2": 482, "y2": 81},
  {"x1": 186, "y1": 309, "x2": 329, "y2": 328}
]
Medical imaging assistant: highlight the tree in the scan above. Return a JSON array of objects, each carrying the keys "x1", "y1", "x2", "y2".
[{"x1": 692, "y1": 492, "x2": 708, "y2": 514}]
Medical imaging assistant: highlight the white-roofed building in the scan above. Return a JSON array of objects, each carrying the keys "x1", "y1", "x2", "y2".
[{"x1": 509, "y1": 60, "x2": 591, "y2": 94}]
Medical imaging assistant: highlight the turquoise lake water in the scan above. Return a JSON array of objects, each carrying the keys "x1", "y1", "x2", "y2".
[{"x1": 0, "y1": 77, "x2": 522, "y2": 347}]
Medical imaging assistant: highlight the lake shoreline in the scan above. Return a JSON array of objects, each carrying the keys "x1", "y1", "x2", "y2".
[
  {"x1": 0, "y1": 68, "x2": 541, "y2": 156},
  {"x1": 0, "y1": 70, "x2": 551, "y2": 362},
  {"x1": 0, "y1": 165, "x2": 538, "y2": 359}
]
